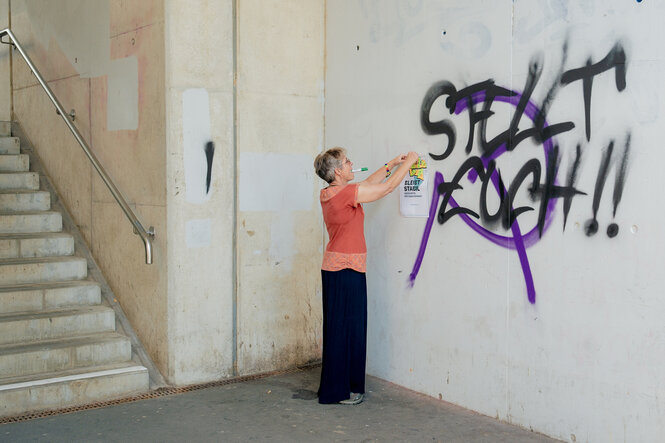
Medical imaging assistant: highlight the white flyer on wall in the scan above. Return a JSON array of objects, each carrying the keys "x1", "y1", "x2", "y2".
[{"x1": 399, "y1": 157, "x2": 429, "y2": 217}]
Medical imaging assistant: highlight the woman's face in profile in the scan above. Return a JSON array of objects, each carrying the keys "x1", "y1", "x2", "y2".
[{"x1": 340, "y1": 156, "x2": 354, "y2": 181}]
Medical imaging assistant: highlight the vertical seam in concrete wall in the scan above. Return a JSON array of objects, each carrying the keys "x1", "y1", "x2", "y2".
[
  {"x1": 506, "y1": 1, "x2": 515, "y2": 419},
  {"x1": 323, "y1": 0, "x2": 326, "y2": 144},
  {"x1": 8, "y1": 0, "x2": 12, "y2": 121},
  {"x1": 322, "y1": 0, "x2": 327, "y2": 255},
  {"x1": 89, "y1": 77, "x2": 93, "y2": 252},
  {"x1": 231, "y1": 0, "x2": 239, "y2": 377}
]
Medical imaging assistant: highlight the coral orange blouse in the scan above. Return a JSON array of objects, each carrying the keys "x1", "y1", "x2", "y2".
[{"x1": 320, "y1": 184, "x2": 367, "y2": 273}]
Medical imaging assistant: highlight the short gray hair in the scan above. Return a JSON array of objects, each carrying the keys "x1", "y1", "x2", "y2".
[{"x1": 314, "y1": 147, "x2": 346, "y2": 184}]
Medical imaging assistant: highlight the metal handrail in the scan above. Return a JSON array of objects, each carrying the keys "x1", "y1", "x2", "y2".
[{"x1": 0, "y1": 28, "x2": 154, "y2": 264}]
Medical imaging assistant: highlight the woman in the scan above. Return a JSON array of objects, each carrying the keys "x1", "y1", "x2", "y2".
[{"x1": 313, "y1": 147, "x2": 419, "y2": 405}]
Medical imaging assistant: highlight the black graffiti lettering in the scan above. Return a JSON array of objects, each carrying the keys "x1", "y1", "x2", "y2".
[
  {"x1": 561, "y1": 42, "x2": 627, "y2": 141},
  {"x1": 434, "y1": 150, "x2": 585, "y2": 234},
  {"x1": 585, "y1": 141, "x2": 615, "y2": 236},
  {"x1": 612, "y1": 133, "x2": 631, "y2": 218},
  {"x1": 587, "y1": 132, "x2": 631, "y2": 238},
  {"x1": 420, "y1": 80, "x2": 457, "y2": 160},
  {"x1": 436, "y1": 156, "x2": 487, "y2": 224},
  {"x1": 477, "y1": 159, "x2": 541, "y2": 231},
  {"x1": 497, "y1": 54, "x2": 545, "y2": 154},
  {"x1": 450, "y1": 80, "x2": 515, "y2": 157},
  {"x1": 478, "y1": 160, "x2": 506, "y2": 227},
  {"x1": 533, "y1": 38, "x2": 576, "y2": 144},
  {"x1": 525, "y1": 145, "x2": 587, "y2": 236},
  {"x1": 504, "y1": 159, "x2": 541, "y2": 230},
  {"x1": 421, "y1": 39, "x2": 629, "y2": 240},
  {"x1": 451, "y1": 80, "x2": 514, "y2": 110},
  {"x1": 562, "y1": 144, "x2": 583, "y2": 231},
  {"x1": 462, "y1": 83, "x2": 514, "y2": 157},
  {"x1": 463, "y1": 95, "x2": 493, "y2": 154},
  {"x1": 606, "y1": 223, "x2": 619, "y2": 238}
]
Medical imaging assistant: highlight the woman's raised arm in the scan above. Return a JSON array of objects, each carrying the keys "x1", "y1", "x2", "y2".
[
  {"x1": 362, "y1": 154, "x2": 407, "y2": 185},
  {"x1": 357, "y1": 152, "x2": 419, "y2": 203}
]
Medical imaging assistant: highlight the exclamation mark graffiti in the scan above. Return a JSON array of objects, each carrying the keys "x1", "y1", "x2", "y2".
[
  {"x1": 584, "y1": 134, "x2": 630, "y2": 237},
  {"x1": 608, "y1": 133, "x2": 631, "y2": 237}
]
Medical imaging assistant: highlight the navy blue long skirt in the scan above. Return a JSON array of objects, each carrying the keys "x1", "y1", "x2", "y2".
[{"x1": 318, "y1": 268, "x2": 367, "y2": 404}]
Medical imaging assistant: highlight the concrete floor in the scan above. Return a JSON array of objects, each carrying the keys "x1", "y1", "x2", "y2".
[{"x1": 1, "y1": 366, "x2": 561, "y2": 442}]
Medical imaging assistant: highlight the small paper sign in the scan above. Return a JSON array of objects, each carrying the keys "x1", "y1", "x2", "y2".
[{"x1": 400, "y1": 157, "x2": 429, "y2": 217}]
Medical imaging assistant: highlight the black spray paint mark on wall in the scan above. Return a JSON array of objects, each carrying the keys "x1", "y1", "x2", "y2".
[
  {"x1": 419, "y1": 41, "x2": 630, "y2": 240},
  {"x1": 205, "y1": 141, "x2": 215, "y2": 194},
  {"x1": 533, "y1": 38, "x2": 569, "y2": 145},
  {"x1": 584, "y1": 133, "x2": 631, "y2": 237},
  {"x1": 560, "y1": 42, "x2": 627, "y2": 141},
  {"x1": 412, "y1": 39, "x2": 633, "y2": 303},
  {"x1": 563, "y1": 144, "x2": 583, "y2": 231}
]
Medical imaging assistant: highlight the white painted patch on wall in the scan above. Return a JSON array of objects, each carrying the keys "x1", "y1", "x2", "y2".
[
  {"x1": 183, "y1": 88, "x2": 213, "y2": 204},
  {"x1": 238, "y1": 152, "x2": 313, "y2": 212},
  {"x1": 185, "y1": 219, "x2": 212, "y2": 249},
  {"x1": 107, "y1": 56, "x2": 139, "y2": 131}
]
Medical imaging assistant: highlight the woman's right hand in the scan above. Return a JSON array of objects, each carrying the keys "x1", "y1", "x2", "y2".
[
  {"x1": 389, "y1": 153, "x2": 407, "y2": 168},
  {"x1": 390, "y1": 152, "x2": 419, "y2": 168},
  {"x1": 405, "y1": 151, "x2": 419, "y2": 166},
  {"x1": 357, "y1": 151, "x2": 422, "y2": 204}
]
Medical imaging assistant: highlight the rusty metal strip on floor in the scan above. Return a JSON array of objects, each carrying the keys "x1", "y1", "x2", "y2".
[{"x1": 0, "y1": 362, "x2": 321, "y2": 425}]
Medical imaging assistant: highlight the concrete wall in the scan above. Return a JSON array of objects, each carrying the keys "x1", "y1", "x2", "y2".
[
  {"x1": 9, "y1": 0, "x2": 169, "y2": 373},
  {"x1": 164, "y1": 0, "x2": 235, "y2": 384},
  {"x1": 234, "y1": 0, "x2": 324, "y2": 375},
  {"x1": 4, "y1": 0, "x2": 325, "y2": 385},
  {"x1": 165, "y1": 0, "x2": 324, "y2": 383},
  {"x1": 326, "y1": 1, "x2": 664, "y2": 442}
]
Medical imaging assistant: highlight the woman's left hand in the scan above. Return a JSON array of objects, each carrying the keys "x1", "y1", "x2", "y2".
[{"x1": 388, "y1": 153, "x2": 407, "y2": 169}]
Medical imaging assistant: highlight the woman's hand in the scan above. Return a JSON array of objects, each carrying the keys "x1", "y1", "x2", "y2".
[
  {"x1": 388, "y1": 153, "x2": 407, "y2": 169},
  {"x1": 404, "y1": 151, "x2": 419, "y2": 166},
  {"x1": 357, "y1": 151, "x2": 423, "y2": 203}
]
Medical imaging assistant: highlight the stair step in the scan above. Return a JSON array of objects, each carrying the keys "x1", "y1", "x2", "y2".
[
  {"x1": 0, "y1": 362, "x2": 148, "y2": 417},
  {"x1": 0, "y1": 232, "x2": 74, "y2": 259},
  {"x1": 0, "y1": 154, "x2": 29, "y2": 172},
  {"x1": 0, "y1": 137, "x2": 20, "y2": 155},
  {"x1": 0, "y1": 172, "x2": 39, "y2": 190},
  {"x1": 0, "y1": 305, "x2": 115, "y2": 345},
  {"x1": 0, "y1": 211, "x2": 62, "y2": 234},
  {"x1": 0, "y1": 122, "x2": 10, "y2": 137},
  {"x1": 0, "y1": 332, "x2": 131, "y2": 379},
  {"x1": 0, "y1": 280, "x2": 101, "y2": 314},
  {"x1": 0, "y1": 190, "x2": 50, "y2": 211},
  {"x1": 0, "y1": 256, "x2": 87, "y2": 285}
]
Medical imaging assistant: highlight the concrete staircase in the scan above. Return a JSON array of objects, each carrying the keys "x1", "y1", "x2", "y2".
[{"x1": 0, "y1": 122, "x2": 148, "y2": 417}]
